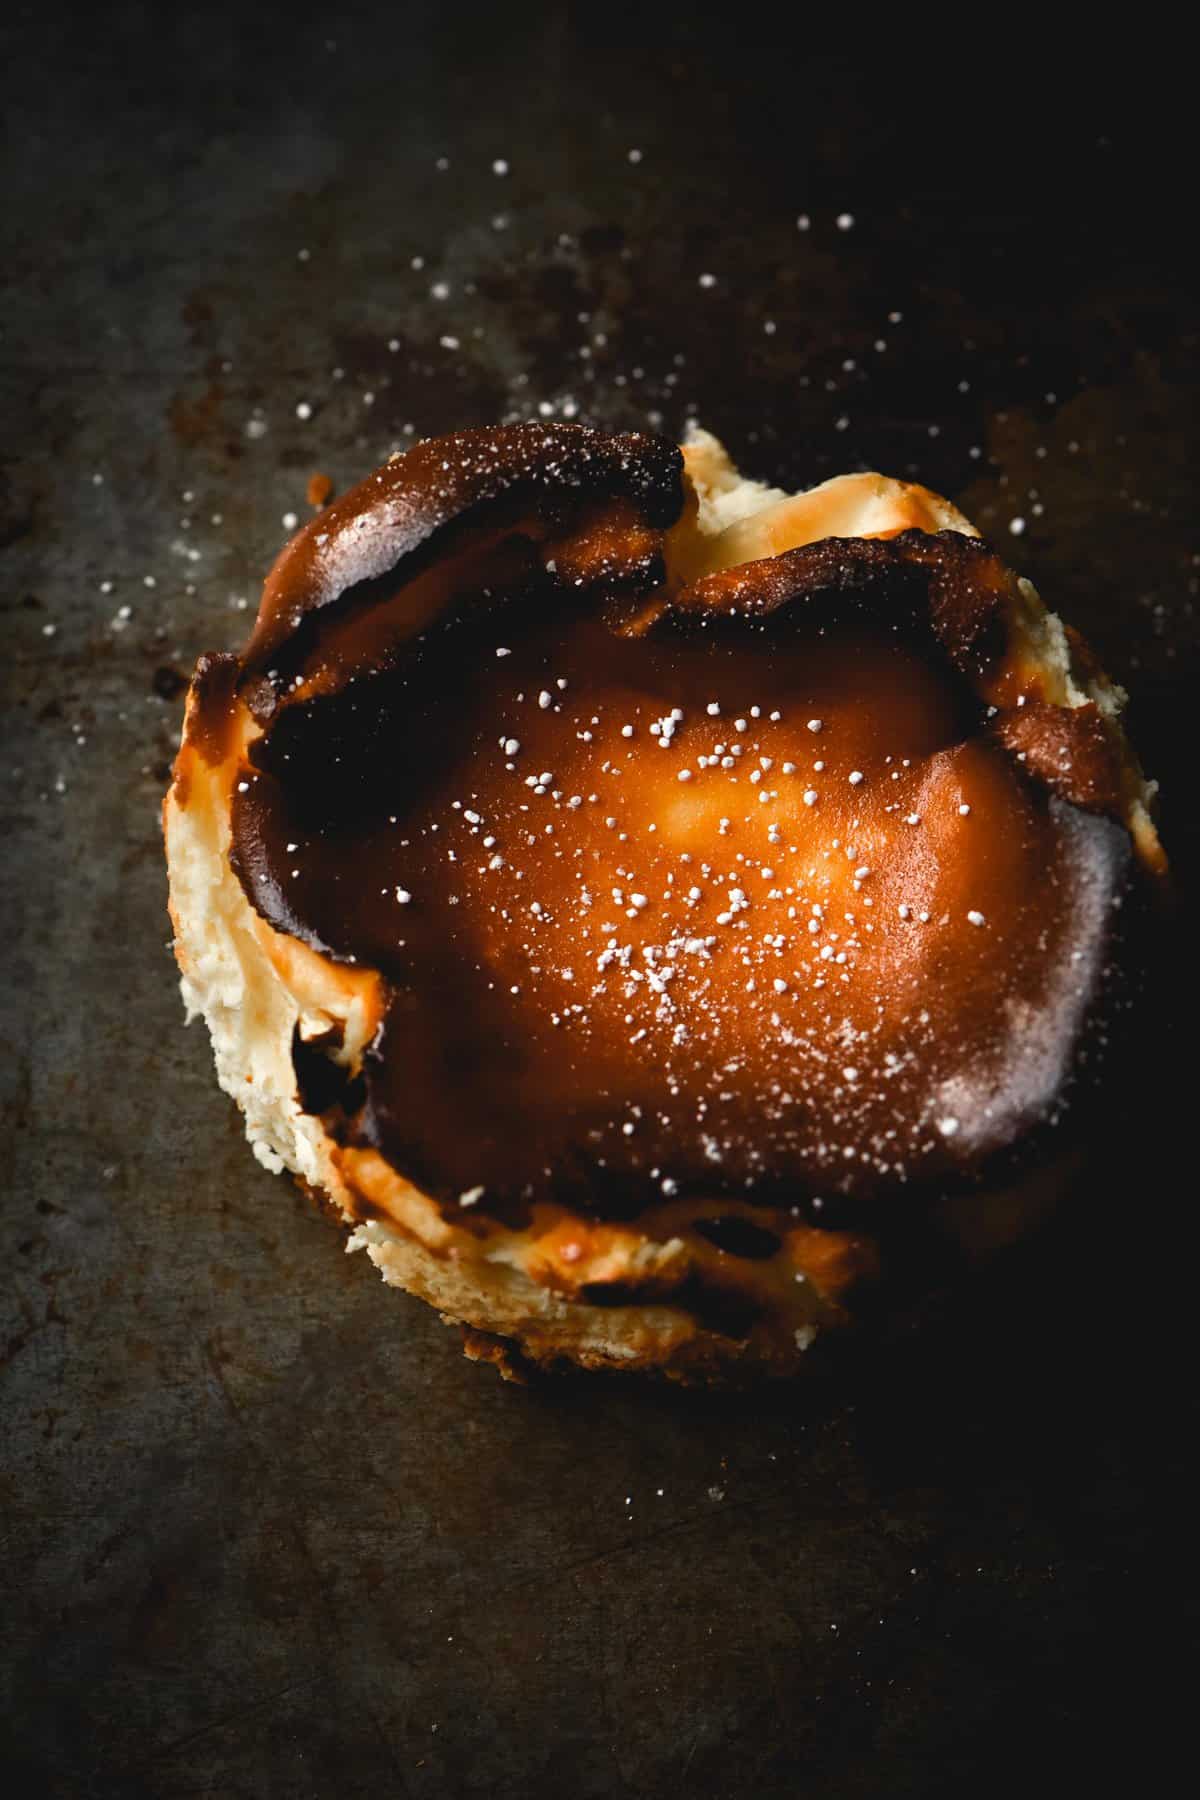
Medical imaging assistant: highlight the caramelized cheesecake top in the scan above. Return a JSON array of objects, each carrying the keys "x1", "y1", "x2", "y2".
[{"x1": 187, "y1": 425, "x2": 1140, "y2": 1224}]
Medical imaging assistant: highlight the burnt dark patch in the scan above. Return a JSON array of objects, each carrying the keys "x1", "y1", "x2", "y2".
[
  {"x1": 291, "y1": 1026, "x2": 365, "y2": 1120},
  {"x1": 580, "y1": 1273, "x2": 762, "y2": 1342},
  {"x1": 676, "y1": 529, "x2": 1023, "y2": 692},
  {"x1": 993, "y1": 700, "x2": 1127, "y2": 818},
  {"x1": 691, "y1": 1217, "x2": 783, "y2": 1259}
]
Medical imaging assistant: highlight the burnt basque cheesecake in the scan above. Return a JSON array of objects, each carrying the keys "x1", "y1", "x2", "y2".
[{"x1": 164, "y1": 424, "x2": 1165, "y2": 1379}]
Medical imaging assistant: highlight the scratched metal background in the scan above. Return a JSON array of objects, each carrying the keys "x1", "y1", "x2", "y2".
[{"x1": 2, "y1": 8, "x2": 1198, "y2": 1796}]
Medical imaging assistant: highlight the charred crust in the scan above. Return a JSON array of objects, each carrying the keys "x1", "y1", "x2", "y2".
[
  {"x1": 290, "y1": 1023, "x2": 365, "y2": 1121},
  {"x1": 690, "y1": 1216, "x2": 783, "y2": 1259},
  {"x1": 244, "y1": 423, "x2": 684, "y2": 671},
  {"x1": 673, "y1": 530, "x2": 1018, "y2": 683},
  {"x1": 578, "y1": 1274, "x2": 763, "y2": 1343},
  {"x1": 670, "y1": 531, "x2": 1145, "y2": 825},
  {"x1": 181, "y1": 652, "x2": 241, "y2": 768},
  {"x1": 992, "y1": 700, "x2": 1128, "y2": 817},
  {"x1": 228, "y1": 772, "x2": 340, "y2": 960}
]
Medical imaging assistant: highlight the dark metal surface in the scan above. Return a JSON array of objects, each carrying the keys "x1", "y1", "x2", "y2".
[{"x1": 2, "y1": 10, "x2": 1197, "y2": 1795}]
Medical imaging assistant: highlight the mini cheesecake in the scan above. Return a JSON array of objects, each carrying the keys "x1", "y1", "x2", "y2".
[{"x1": 164, "y1": 424, "x2": 1163, "y2": 1379}]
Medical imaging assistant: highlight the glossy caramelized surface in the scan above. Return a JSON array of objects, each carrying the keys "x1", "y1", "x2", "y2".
[{"x1": 230, "y1": 563, "x2": 1131, "y2": 1221}]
